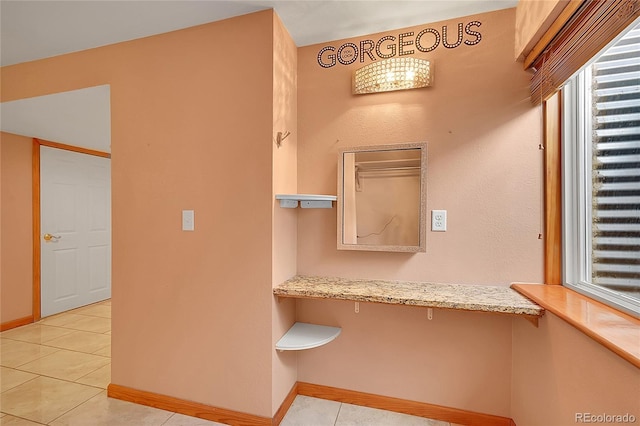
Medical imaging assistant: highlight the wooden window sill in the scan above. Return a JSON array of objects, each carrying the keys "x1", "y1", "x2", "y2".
[{"x1": 511, "y1": 283, "x2": 640, "y2": 368}]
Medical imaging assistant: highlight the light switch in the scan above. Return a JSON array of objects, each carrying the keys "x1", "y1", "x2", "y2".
[{"x1": 182, "y1": 210, "x2": 194, "y2": 231}]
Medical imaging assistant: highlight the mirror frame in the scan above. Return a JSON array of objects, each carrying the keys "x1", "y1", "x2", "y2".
[{"x1": 337, "y1": 142, "x2": 427, "y2": 252}]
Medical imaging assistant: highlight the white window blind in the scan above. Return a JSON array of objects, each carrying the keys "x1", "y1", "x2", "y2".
[{"x1": 590, "y1": 24, "x2": 640, "y2": 298}]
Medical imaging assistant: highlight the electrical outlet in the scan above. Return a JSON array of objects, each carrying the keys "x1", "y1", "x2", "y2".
[{"x1": 431, "y1": 210, "x2": 447, "y2": 232}]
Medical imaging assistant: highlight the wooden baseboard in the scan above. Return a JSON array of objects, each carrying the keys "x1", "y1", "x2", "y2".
[
  {"x1": 107, "y1": 380, "x2": 514, "y2": 426},
  {"x1": 297, "y1": 382, "x2": 513, "y2": 426},
  {"x1": 1, "y1": 316, "x2": 34, "y2": 332},
  {"x1": 107, "y1": 384, "x2": 272, "y2": 426},
  {"x1": 273, "y1": 382, "x2": 298, "y2": 426}
]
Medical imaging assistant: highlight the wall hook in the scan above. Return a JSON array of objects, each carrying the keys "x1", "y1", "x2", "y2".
[{"x1": 275, "y1": 131, "x2": 291, "y2": 148}]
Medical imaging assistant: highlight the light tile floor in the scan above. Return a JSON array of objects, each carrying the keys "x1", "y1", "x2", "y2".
[
  {"x1": 281, "y1": 395, "x2": 450, "y2": 426},
  {"x1": 1, "y1": 301, "x2": 451, "y2": 425}
]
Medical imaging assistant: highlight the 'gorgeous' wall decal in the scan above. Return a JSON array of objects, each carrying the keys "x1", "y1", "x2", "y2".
[{"x1": 317, "y1": 21, "x2": 482, "y2": 68}]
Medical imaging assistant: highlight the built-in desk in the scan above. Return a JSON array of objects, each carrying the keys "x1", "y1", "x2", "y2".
[{"x1": 274, "y1": 275, "x2": 544, "y2": 324}]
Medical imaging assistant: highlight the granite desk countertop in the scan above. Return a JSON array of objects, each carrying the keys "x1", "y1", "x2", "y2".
[{"x1": 274, "y1": 275, "x2": 544, "y2": 317}]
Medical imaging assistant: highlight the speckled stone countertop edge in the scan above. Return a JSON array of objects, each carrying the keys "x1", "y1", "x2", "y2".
[{"x1": 273, "y1": 275, "x2": 545, "y2": 317}]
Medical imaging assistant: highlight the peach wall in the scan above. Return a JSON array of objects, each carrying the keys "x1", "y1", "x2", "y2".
[
  {"x1": 271, "y1": 12, "x2": 298, "y2": 415},
  {"x1": 514, "y1": 0, "x2": 569, "y2": 61},
  {"x1": 297, "y1": 8, "x2": 543, "y2": 286},
  {"x1": 298, "y1": 299, "x2": 514, "y2": 416},
  {"x1": 0, "y1": 132, "x2": 33, "y2": 324},
  {"x1": 512, "y1": 313, "x2": 640, "y2": 425},
  {"x1": 110, "y1": 13, "x2": 274, "y2": 417},
  {"x1": 295, "y1": 8, "x2": 542, "y2": 417},
  {"x1": 2, "y1": 11, "x2": 278, "y2": 417}
]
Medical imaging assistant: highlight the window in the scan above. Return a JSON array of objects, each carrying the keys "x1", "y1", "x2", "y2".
[{"x1": 562, "y1": 20, "x2": 640, "y2": 317}]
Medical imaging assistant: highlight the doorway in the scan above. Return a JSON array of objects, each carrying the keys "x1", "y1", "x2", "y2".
[{"x1": 34, "y1": 139, "x2": 111, "y2": 319}]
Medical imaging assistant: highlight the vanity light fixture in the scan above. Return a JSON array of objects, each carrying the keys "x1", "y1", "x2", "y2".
[{"x1": 352, "y1": 57, "x2": 432, "y2": 95}]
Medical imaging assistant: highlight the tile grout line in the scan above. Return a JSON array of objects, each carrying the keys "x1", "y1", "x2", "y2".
[
  {"x1": 73, "y1": 362, "x2": 111, "y2": 386},
  {"x1": 1, "y1": 321, "x2": 111, "y2": 388},
  {"x1": 0, "y1": 348, "x2": 63, "y2": 369},
  {"x1": 51, "y1": 313, "x2": 111, "y2": 320},
  {"x1": 45, "y1": 386, "x2": 103, "y2": 425},
  {"x1": 160, "y1": 412, "x2": 178, "y2": 426},
  {"x1": 2, "y1": 369, "x2": 106, "y2": 422},
  {"x1": 2, "y1": 302, "x2": 112, "y2": 424},
  {"x1": 91, "y1": 343, "x2": 112, "y2": 355},
  {"x1": 0, "y1": 372, "x2": 40, "y2": 394},
  {"x1": 0, "y1": 412, "x2": 48, "y2": 425},
  {"x1": 39, "y1": 336, "x2": 112, "y2": 354},
  {"x1": 5, "y1": 344, "x2": 110, "y2": 368},
  {"x1": 2, "y1": 335, "x2": 111, "y2": 389},
  {"x1": 2, "y1": 333, "x2": 111, "y2": 356},
  {"x1": 4, "y1": 365, "x2": 110, "y2": 390},
  {"x1": 36, "y1": 319, "x2": 111, "y2": 334},
  {"x1": 334, "y1": 402, "x2": 343, "y2": 426},
  {"x1": 1, "y1": 324, "x2": 76, "y2": 343},
  {"x1": 1, "y1": 323, "x2": 104, "y2": 346},
  {"x1": 1, "y1": 368, "x2": 98, "y2": 425},
  {"x1": 2, "y1": 313, "x2": 110, "y2": 334}
]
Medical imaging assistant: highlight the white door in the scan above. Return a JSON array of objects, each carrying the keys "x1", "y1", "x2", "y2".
[{"x1": 41, "y1": 146, "x2": 111, "y2": 317}]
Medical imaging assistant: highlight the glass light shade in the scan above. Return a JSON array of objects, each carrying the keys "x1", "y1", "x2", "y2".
[{"x1": 352, "y1": 57, "x2": 433, "y2": 95}]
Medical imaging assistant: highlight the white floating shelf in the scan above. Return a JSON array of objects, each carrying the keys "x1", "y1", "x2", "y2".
[
  {"x1": 275, "y1": 322, "x2": 342, "y2": 351},
  {"x1": 275, "y1": 194, "x2": 337, "y2": 209}
]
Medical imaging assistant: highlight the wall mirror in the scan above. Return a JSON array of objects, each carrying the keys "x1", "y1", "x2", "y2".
[{"x1": 337, "y1": 142, "x2": 427, "y2": 252}]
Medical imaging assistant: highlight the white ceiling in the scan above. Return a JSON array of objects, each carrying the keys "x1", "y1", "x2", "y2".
[
  {"x1": 0, "y1": 85, "x2": 111, "y2": 151},
  {"x1": 0, "y1": 1, "x2": 516, "y2": 151},
  {"x1": 0, "y1": 1, "x2": 517, "y2": 67}
]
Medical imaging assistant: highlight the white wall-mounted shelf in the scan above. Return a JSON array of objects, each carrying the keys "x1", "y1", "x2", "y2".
[
  {"x1": 275, "y1": 322, "x2": 342, "y2": 351},
  {"x1": 275, "y1": 194, "x2": 336, "y2": 209}
]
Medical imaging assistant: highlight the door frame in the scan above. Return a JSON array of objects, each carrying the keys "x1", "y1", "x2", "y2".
[{"x1": 32, "y1": 137, "x2": 111, "y2": 321}]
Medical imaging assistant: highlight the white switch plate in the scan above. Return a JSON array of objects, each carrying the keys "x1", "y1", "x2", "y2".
[
  {"x1": 431, "y1": 210, "x2": 447, "y2": 231},
  {"x1": 182, "y1": 210, "x2": 194, "y2": 231}
]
